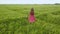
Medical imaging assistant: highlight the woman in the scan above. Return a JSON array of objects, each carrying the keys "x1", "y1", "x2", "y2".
[{"x1": 28, "y1": 8, "x2": 36, "y2": 23}]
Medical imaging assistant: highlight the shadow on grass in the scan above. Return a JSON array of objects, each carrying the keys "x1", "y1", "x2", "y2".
[{"x1": 51, "y1": 11, "x2": 60, "y2": 15}]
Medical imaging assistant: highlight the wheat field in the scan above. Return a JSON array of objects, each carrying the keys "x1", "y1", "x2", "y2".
[{"x1": 0, "y1": 4, "x2": 60, "y2": 34}]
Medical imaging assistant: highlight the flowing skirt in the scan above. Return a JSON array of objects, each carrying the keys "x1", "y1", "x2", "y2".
[{"x1": 28, "y1": 15, "x2": 35, "y2": 23}]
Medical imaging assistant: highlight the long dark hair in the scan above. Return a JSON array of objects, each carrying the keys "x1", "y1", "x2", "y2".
[{"x1": 30, "y1": 8, "x2": 34, "y2": 15}]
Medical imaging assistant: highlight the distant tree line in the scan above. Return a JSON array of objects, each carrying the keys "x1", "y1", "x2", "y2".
[{"x1": 55, "y1": 3, "x2": 60, "y2": 5}]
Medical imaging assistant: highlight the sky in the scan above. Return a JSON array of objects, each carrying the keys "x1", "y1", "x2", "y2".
[{"x1": 0, "y1": 0, "x2": 60, "y2": 4}]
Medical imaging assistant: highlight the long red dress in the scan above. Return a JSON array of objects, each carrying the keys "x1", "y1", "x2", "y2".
[{"x1": 28, "y1": 8, "x2": 36, "y2": 23}]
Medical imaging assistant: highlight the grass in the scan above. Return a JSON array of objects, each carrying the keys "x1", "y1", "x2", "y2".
[{"x1": 0, "y1": 4, "x2": 60, "y2": 34}]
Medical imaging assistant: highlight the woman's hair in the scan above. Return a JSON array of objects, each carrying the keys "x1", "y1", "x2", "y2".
[{"x1": 30, "y1": 8, "x2": 34, "y2": 15}]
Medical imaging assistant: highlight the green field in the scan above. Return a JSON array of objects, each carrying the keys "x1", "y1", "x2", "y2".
[{"x1": 0, "y1": 4, "x2": 60, "y2": 34}]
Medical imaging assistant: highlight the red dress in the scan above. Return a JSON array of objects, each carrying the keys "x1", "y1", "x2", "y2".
[
  {"x1": 28, "y1": 8, "x2": 36, "y2": 23},
  {"x1": 28, "y1": 15, "x2": 35, "y2": 23}
]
